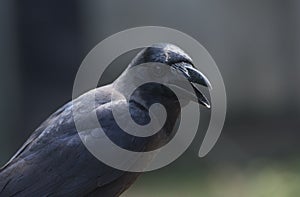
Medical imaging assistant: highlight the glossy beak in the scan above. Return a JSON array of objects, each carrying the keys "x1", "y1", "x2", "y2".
[{"x1": 173, "y1": 63, "x2": 211, "y2": 108}]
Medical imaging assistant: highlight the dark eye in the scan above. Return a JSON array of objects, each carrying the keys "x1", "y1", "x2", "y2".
[{"x1": 150, "y1": 65, "x2": 168, "y2": 78}]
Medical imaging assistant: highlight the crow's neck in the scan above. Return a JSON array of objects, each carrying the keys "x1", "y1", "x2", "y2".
[{"x1": 129, "y1": 84, "x2": 181, "y2": 121}]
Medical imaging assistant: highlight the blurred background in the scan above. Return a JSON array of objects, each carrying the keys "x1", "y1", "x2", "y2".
[{"x1": 1, "y1": 0, "x2": 300, "y2": 196}]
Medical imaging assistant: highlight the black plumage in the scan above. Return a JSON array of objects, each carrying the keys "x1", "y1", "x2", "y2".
[{"x1": 0, "y1": 43, "x2": 210, "y2": 197}]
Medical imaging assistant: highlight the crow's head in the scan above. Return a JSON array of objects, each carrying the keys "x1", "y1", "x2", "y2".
[{"x1": 119, "y1": 43, "x2": 211, "y2": 108}]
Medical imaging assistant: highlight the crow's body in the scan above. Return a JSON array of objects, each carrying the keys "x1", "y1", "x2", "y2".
[
  {"x1": 0, "y1": 43, "x2": 211, "y2": 196},
  {"x1": 0, "y1": 86, "x2": 141, "y2": 196}
]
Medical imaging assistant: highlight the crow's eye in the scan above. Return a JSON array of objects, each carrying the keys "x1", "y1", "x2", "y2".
[{"x1": 150, "y1": 65, "x2": 168, "y2": 78}]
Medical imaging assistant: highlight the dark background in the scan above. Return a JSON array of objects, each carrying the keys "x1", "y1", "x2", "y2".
[{"x1": 1, "y1": 0, "x2": 300, "y2": 196}]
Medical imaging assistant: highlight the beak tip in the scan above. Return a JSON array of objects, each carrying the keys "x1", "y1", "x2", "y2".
[
  {"x1": 204, "y1": 77, "x2": 212, "y2": 90},
  {"x1": 203, "y1": 101, "x2": 211, "y2": 109},
  {"x1": 207, "y1": 83, "x2": 212, "y2": 91}
]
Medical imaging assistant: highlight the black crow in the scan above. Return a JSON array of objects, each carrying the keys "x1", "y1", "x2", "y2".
[{"x1": 0, "y1": 43, "x2": 211, "y2": 197}]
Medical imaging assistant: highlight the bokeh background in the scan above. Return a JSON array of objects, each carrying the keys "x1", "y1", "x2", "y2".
[{"x1": 1, "y1": 0, "x2": 300, "y2": 196}]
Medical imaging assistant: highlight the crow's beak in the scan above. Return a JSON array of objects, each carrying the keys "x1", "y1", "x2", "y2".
[{"x1": 172, "y1": 63, "x2": 211, "y2": 108}]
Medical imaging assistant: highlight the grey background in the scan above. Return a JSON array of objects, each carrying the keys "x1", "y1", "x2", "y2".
[{"x1": 0, "y1": 0, "x2": 300, "y2": 196}]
